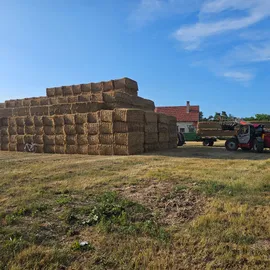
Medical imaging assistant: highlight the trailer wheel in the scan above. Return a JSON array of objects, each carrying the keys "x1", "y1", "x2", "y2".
[
  {"x1": 253, "y1": 139, "x2": 264, "y2": 153},
  {"x1": 225, "y1": 138, "x2": 238, "y2": 151}
]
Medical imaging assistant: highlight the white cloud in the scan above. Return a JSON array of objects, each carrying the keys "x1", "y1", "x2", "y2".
[{"x1": 223, "y1": 71, "x2": 254, "y2": 82}]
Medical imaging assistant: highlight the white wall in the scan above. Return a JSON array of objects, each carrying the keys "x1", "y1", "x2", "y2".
[{"x1": 177, "y1": 122, "x2": 196, "y2": 133}]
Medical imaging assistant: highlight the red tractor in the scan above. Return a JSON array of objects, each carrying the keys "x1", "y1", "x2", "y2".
[{"x1": 225, "y1": 123, "x2": 270, "y2": 153}]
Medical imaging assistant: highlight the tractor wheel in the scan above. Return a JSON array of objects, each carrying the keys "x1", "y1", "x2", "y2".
[
  {"x1": 253, "y1": 139, "x2": 264, "y2": 153},
  {"x1": 208, "y1": 141, "x2": 214, "y2": 147},
  {"x1": 203, "y1": 140, "x2": 210, "y2": 146},
  {"x1": 225, "y1": 138, "x2": 239, "y2": 151},
  {"x1": 241, "y1": 147, "x2": 251, "y2": 151}
]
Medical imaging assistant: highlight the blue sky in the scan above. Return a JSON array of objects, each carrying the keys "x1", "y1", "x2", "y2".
[{"x1": 0, "y1": 0, "x2": 270, "y2": 118}]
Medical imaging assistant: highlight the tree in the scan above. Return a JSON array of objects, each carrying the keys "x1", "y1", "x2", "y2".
[{"x1": 244, "y1": 114, "x2": 270, "y2": 121}]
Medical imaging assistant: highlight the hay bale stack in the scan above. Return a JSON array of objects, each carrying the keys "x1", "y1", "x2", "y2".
[
  {"x1": 1, "y1": 118, "x2": 9, "y2": 151},
  {"x1": 157, "y1": 113, "x2": 169, "y2": 150},
  {"x1": 41, "y1": 116, "x2": 55, "y2": 153},
  {"x1": 144, "y1": 111, "x2": 159, "y2": 152}
]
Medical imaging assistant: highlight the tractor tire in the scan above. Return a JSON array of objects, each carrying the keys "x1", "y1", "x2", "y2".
[
  {"x1": 225, "y1": 138, "x2": 239, "y2": 151},
  {"x1": 241, "y1": 147, "x2": 251, "y2": 151},
  {"x1": 203, "y1": 140, "x2": 213, "y2": 146},
  {"x1": 208, "y1": 141, "x2": 214, "y2": 147},
  {"x1": 253, "y1": 139, "x2": 264, "y2": 153}
]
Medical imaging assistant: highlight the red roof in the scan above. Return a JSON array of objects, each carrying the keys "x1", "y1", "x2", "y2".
[{"x1": 155, "y1": 106, "x2": 200, "y2": 122}]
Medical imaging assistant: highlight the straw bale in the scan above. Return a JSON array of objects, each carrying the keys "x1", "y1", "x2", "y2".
[
  {"x1": 0, "y1": 108, "x2": 13, "y2": 118},
  {"x1": 15, "y1": 99, "x2": 23, "y2": 107},
  {"x1": 55, "y1": 145, "x2": 65, "y2": 154},
  {"x1": 99, "y1": 122, "x2": 113, "y2": 134},
  {"x1": 50, "y1": 104, "x2": 71, "y2": 115},
  {"x1": 158, "y1": 123, "x2": 168, "y2": 133},
  {"x1": 145, "y1": 133, "x2": 158, "y2": 144},
  {"x1": 64, "y1": 115, "x2": 75, "y2": 125},
  {"x1": 44, "y1": 126, "x2": 55, "y2": 135},
  {"x1": 17, "y1": 126, "x2": 25, "y2": 135},
  {"x1": 87, "y1": 112, "x2": 98, "y2": 123},
  {"x1": 78, "y1": 95, "x2": 91, "y2": 102},
  {"x1": 113, "y1": 122, "x2": 144, "y2": 133},
  {"x1": 90, "y1": 93, "x2": 103, "y2": 102},
  {"x1": 1, "y1": 127, "x2": 9, "y2": 136},
  {"x1": 88, "y1": 135, "x2": 99, "y2": 145},
  {"x1": 34, "y1": 116, "x2": 43, "y2": 126},
  {"x1": 1, "y1": 143, "x2": 9, "y2": 151},
  {"x1": 25, "y1": 126, "x2": 35, "y2": 135},
  {"x1": 46, "y1": 88, "x2": 55, "y2": 97},
  {"x1": 13, "y1": 107, "x2": 30, "y2": 117},
  {"x1": 54, "y1": 115, "x2": 64, "y2": 126},
  {"x1": 8, "y1": 125, "x2": 17, "y2": 135},
  {"x1": 35, "y1": 144, "x2": 44, "y2": 153},
  {"x1": 158, "y1": 132, "x2": 169, "y2": 143},
  {"x1": 17, "y1": 135, "x2": 25, "y2": 144},
  {"x1": 103, "y1": 91, "x2": 133, "y2": 104},
  {"x1": 72, "y1": 102, "x2": 104, "y2": 114},
  {"x1": 62, "y1": 86, "x2": 73, "y2": 96},
  {"x1": 88, "y1": 145, "x2": 99, "y2": 155},
  {"x1": 99, "y1": 144, "x2": 113, "y2": 155},
  {"x1": 64, "y1": 125, "x2": 76, "y2": 135},
  {"x1": 17, "y1": 144, "x2": 25, "y2": 152},
  {"x1": 49, "y1": 98, "x2": 58, "y2": 105},
  {"x1": 1, "y1": 118, "x2": 9, "y2": 126},
  {"x1": 145, "y1": 123, "x2": 158, "y2": 133},
  {"x1": 0, "y1": 103, "x2": 4, "y2": 108},
  {"x1": 68, "y1": 96, "x2": 78, "y2": 103},
  {"x1": 58, "y1": 97, "x2": 69, "y2": 104},
  {"x1": 91, "y1": 82, "x2": 103, "y2": 93},
  {"x1": 55, "y1": 126, "x2": 64, "y2": 135},
  {"x1": 1, "y1": 135, "x2": 9, "y2": 144},
  {"x1": 159, "y1": 142, "x2": 169, "y2": 150},
  {"x1": 103, "y1": 80, "x2": 114, "y2": 91},
  {"x1": 55, "y1": 135, "x2": 65, "y2": 146},
  {"x1": 44, "y1": 145, "x2": 55, "y2": 154},
  {"x1": 43, "y1": 135, "x2": 55, "y2": 145},
  {"x1": 30, "y1": 99, "x2": 40, "y2": 106},
  {"x1": 24, "y1": 135, "x2": 34, "y2": 144},
  {"x1": 9, "y1": 135, "x2": 17, "y2": 144},
  {"x1": 23, "y1": 99, "x2": 31, "y2": 106},
  {"x1": 9, "y1": 143, "x2": 17, "y2": 151},
  {"x1": 25, "y1": 116, "x2": 34, "y2": 126},
  {"x1": 145, "y1": 111, "x2": 157, "y2": 123},
  {"x1": 114, "y1": 78, "x2": 138, "y2": 91},
  {"x1": 167, "y1": 115, "x2": 177, "y2": 124},
  {"x1": 5, "y1": 100, "x2": 15, "y2": 108},
  {"x1": 114, "y1": 145, "x2": 144, "y2": 155},
  {"x1": 77, "y1": 135, "x2": 88, "y2": 145},
  {"x1": 114, "y1": 132, "x2": 144, "y2": 146},
  {"x1": 66, "y1": 135, "x2": 77, "y2": 145},
  {"x1": 157, "y1": 113, "x2": 169, "y2": 124},
  {"x1": 113, "y1": 88, "x2": 138, "y2": 96},
  {"x1": 55, "y1": 87, "x2": 63, "y2": 96},
  {"x1": 34, "y1": 135, "x2": 43, "y2": 144},
  {"x1": 114, "y1": 109, "x2": 144, "y2": 123},
  {"x1": 76, "y1": 124, "x2": 86, "y2": 134},
  {"x1": 168, "y1": 141, "x2": 177, "y2": 149},
  {"x1": 40, "y1": 98, "x2": 50, "y2": 106},
  {"x1": 66, "y1": 145, "x2": 78, "y2": 154},
  {"x1": 100, "y1": 110, "x2": 114, "y2": 123},
  {"x1": 43, "y1": 116, "x2": 54, "y2": 126},
  {"x1": 81, "y1": 83, "x2": 91, "y2": 93},
  {"x1": 77, "y1": 145, "x2": 88, "y2": 155},
  {"x1": 30, "y1": 106, "x2": 49, "y2": 116},
  {"x1": 75, "y1": 114, "x2": 87, "y2": 124},
  {"x1": 144, "y1": 143, "x2": 160, "y2": 152},
  {"x1": 99, "y1": 134, "x2": 114, "y2": 144},
  {"x1": 132, "y1": 97, "x2": 155, "y2": 111},
  {"x1": 72, "y1": 84, "x2": 82, "y2": 95},
  {"x1": 8, "y1": 117, "x2": 16, "y2": 126},
  {"x1": 35, "y1": 126, "x2": 44, "y2": 135}
]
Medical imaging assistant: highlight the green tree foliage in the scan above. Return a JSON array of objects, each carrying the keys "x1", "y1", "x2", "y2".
[{"x1": 244, "y1": 114, "x2": 270, "y2": 121}]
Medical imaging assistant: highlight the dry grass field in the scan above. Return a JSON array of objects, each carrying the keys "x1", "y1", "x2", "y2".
[{"x1": 0, "y1": 142, "x2": 269, "y2": 269}]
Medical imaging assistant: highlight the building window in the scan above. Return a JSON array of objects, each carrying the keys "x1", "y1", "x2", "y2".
[
  {"x1": 188, "y1": 125, "x2": 195, "y2": 132},
  {"x1": 180, "y1": 128, "x2": 185, "y2": 133}
]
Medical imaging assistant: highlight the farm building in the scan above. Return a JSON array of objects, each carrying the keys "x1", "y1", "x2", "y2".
[{"x1": 155, "y1": 101, "x2": 200, "y2": 133}]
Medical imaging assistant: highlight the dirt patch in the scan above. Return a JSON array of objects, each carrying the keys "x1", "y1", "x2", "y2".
[{"x1": 116, "y1": 181, "x2": 205, "y2": 226}]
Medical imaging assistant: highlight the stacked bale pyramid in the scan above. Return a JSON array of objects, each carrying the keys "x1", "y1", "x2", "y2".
[{"x1": 0, "y1": 78, "x2": 177, "y2": 155}]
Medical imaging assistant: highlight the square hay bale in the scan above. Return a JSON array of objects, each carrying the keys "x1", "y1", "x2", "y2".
[
  {"x1": 66, "y1": 135, "x2": 77, "y2": 145},
  {"x1": 16, "y1": 117, "x2": 25, "y2": 127},
  {"x1": 64, "y1": 125, "x2": 76, "y2": 135},
  {"x1": 114, "y1": 78, "x2": 138, "y2": 91},
  {"x1": 145, "y1": 111, "x2": 157, "y2": 123},
  {"x1": 77, "y1": 145, "x2": 88, "y2": 155},
  {"x1": 145, "y1": 123, "x2": 158, "y2": 134},
  {"x1": 24, "y1": 135, "x2": 34, "y2": 144},
  {"x1": 22, "y1": 99, "x2": 31, "y2": 106},
  {"x1": 8, "y1": 125, "x2": 17, "y2": 135},
  {"x1": 8, "y1": 117, "x2": 16, "y2": 127},
  {"x1": 114, "y1": 145, "x2": 144, "y2": 155},
  {"x1": 43, "y1": 116, "x2": 54, "y2": 126},
  {"x1": 35, "y1": 126, "x2": 44, "y2": 135},
  {"x1": 64, "y1": 115, "x2": 75, "y2": 125},
  {"x1": 17, "y1": 126, "x2": 25, "y2": 135},
  {"x1": 1, "y1": 143, "x2": 9, "y2": 151},
  {"x1": 9, "y1": 143, "x2": 17, "y2": 151},
  {"x1": 0, "y1": 103, "x2": 4, "y2": 108},
  {"x1": 1, "y1": 118, "x2": 9, "y2": 127},
  {"x1": 44, "y1": 145, "x2": 55, "y2": 154},
  {"x1": 132, "y1": 97, "x2": 155, "y2": 111},
  {"x1": 35, "y1": 144, "x2": 44, "y2": 153},
  {"x1": 34, "y1": 116, "x2": 43, "y2": 127},
  {"x1": 0, "y1": 108, "x2": 13, "y2": 118},
  {"x1": 54, "y1": 115, "x2": 64, "y2": 126},
  {"x1": 167, "y1": 115, "x2": 177, "y2": 124},
  {"x1": 78, "y1": 95, "x2": 91, "y2": 102},
  {"x1": 99, "y1": 134, "x2": 114, "y2": 144},
  {"x1": 25, "y1": 126, "x2": 35, "y2": 135},
  {"x1": 72, "y1": 84, "x2": 82, "y2": 95},
  {"x1": 113, "y1": 122, "x2": 144, "y2": 133},
  {"x1": 25, "y1": 116, "x2": 34, "y2": 126},
  {"x1": 55, "y1": 126, "x2": 64, "y2": 135},
  {"x1": 114, "y1": 109, "x2": 144, "y2": 123},
  {"x1": 99, "y1": 144, "x2": 113, "y2": 155},
  {"x1": 30, "y1": 106, "x2": 49, "y2": 116},
  {"x1": 5, "y1": 100, "x2": 16, "y2": 108},
  {"x1": 158, "y1": 132, "x2": 169, "y2": 143},
  {"x1": 17, "y1": 135, "x2": 25, "y2": 144},
  {"x1": 46, "y1": 88, "x2": 55, "y2": 97},
  {"x1": 88, "y1": 145, "x2": 99, "y2": 155},
  {"x1": 58, "y1": 97, "x2": 69, "y2": 104},
  {"x1": 9, "y1": 135, "x2": 17, "y2": 144},
  {"x1": 30, "y1": 99, "x2": 40, "y2": 106},
  {"x1": 76, "y1": 124, "x2": 86, "y2": 134},
  {"x1": 72, "y1": 102, "x2": 104, "y2": 114},
  {"x1": 75, "y1": 114, "x2": 87, "y2": 124},
  {"x1": 99, "y1": 122, "x2": 113, "y2": 134},
  {"x1": 62, "y1": 86, "x2": 73, "y2": 96},
  {"x1": 157, "y1": 113, "x2": 169, "y2": 124},
  {"x1": 81, "y1": 83, "x2": 91, "y2": 93},
  {"x1": 44, "y1": 126, "x2": 55, "y2": 135},
  {"x1": 168, "y1": 141, "x2": 177, "y2": 149},
  {"x1": 55, "y1": 135, "x2": 65, "y2": 146},
  {"x1": 49, "y1": 98, "x2": 58, "y2": 105},
  {"x1": 100, "y1": 110, "x2": 114, "y2": 123},
  {"x1": 87, "y1": 123, "x2": 99, "y2": 135},
  {"x1": 159, "y1": 142, "x2": 169, "y2": 150},
  {"x1": 88, "y1": 135, "x2": 99, "y2": 145},
  {"x1": 114, "y1": 132, "x2": 144, "y2": 146},
  {"x1": 158, "y1": 123, "x2": 169, "y2": 133},
  {"x1": 66, "y1": 145, "x2": 78, "y2": 154},
  {"x1": 144, "y1": 143, "x2": 160, "y2": 153},
  {"x1": 40, "y1": 98, "x2": 50, "y2": 106},
  {"x1": 103, "y1": 80, "x2": 114, "y2": 91},
  {"x1": 90, "y1": 93, "x2": 103, "y2": 102},
  {"x1": 55, "y1": 145, "x2": 65, "y2": 154},
  {"x1": 16, "y1": 144, "x2": 25, "y2": 152},
  {"x1": 54, "y1": 87, "x2": 63, "y2": 96},
  {"x1": 15, "y1": 99, "x2": 23, "y2": 107},
  {"x1": 50, "y1": 104, "x2": 71, "y2": 115},
  {"x1": 91, "y1": 82, "x2": 103, "y2": 92},
  {"x1": 34, "y1": 135, "x2": 44, "y2": 144},
  {"x1": 77, "y1": 135, "x2": 88, "y2": 145},
  {"x1": 68, "y1": 96, "x2": 78, "y2": 103},
  {"x1": 145, "y1": 133, "x2": 158, "y2": 144},
  {"x1": 103, "y1": 91, "x2": 133, "y2": 104},
  {"x1": 43, "y1": 135, "x2": 55, "y2": 145},
  {"x1": 14, "y1": 107, "x2": 31, "y2": 117},
  {"x1": 87, "y1": 112, "x2": 98, "y2": 123},
  {"x1": 1, "y1": 135, "x2": 9, "y2": 144}
]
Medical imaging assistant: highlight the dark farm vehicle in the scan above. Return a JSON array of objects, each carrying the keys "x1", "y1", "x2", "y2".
[{"x1": 225, "y1": 123, "x2": 270, "y2": 153}]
